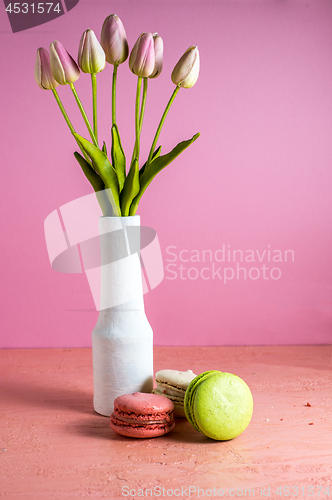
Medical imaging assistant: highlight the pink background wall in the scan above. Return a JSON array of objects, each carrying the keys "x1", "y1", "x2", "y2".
[{"x1": 1, "y1": 0, "x2": 332, "y2": 348}]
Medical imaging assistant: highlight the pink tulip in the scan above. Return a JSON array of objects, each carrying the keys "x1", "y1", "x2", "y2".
[
  {"x1": 171, "y1": 46, "x2": 200, "y2": 88},
  {"x1": 100, "y1": 14, "x2": 129, "y2": 66},
  {"x1": 149, "y1": 33, "x2": 163, "y2": 79},
  {"x1": 50, "y1": 41, "x2": 80, "y2": 85},
  {"x1": 35, "y1": 48, "x2": 59, "y2": 90},
  {"x1": 78, "y1": 29, "x2": 106, "y2": 74},
  {"x1": 129, "y1": 32, "x2": 155, "y2": 78}
]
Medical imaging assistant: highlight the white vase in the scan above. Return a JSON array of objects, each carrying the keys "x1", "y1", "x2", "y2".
[{"x1": 91, "y1": 215, "x2": 153, "y2": 417}]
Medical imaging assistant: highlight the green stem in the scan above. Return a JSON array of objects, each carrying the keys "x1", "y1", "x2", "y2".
[
  {"x1": 146, "y1": 85, "x2": 180, "y2": 167},
  {"x1": 91, "y1": 73, "x2": 98, "y2": 146},
  {"x1": 132, "y1": 77, "x2": 142, "y2": 162},
  {"x1": 139, "y1": 77, "x2": 148, "y2": 131},
  {"x1": 52, "y1": 88, "x2": 75, "y2": 134},
  {"x1": 131, "y1": 77, "x2": 147, "y2": 164},
  {"x1": 112, "y1": 64, "x2": 118, "y2": 126},
  {"x1": 52, "y1": 88, "x2": 90, "y2": 164},
  {"x1": 69, "y1": 83, "x2": 98, "y2": 147}
]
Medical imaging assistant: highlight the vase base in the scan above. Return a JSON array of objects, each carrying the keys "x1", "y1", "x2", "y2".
[{"x1": 93, "y1": 408, "x2": 112, "y2": 418}]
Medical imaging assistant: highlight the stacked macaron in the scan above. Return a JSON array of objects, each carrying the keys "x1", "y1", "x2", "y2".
[
  {"x1": 152, "y1": 369, "x2": 197, "y2": 417},
  {"x1": 110, "y1": 392, "x2": 175, "y2": 438}
]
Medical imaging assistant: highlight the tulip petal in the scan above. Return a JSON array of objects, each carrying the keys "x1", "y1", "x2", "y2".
[
  {"x1": 50, "y1": 41, "x2": 80, "y2": 85},
  {"x1": 35, "y1": 48, "x2": 59, "y2": 90},
  {"x1": 101, "y1": 14, "x2": 129, "y2": 65},
  {"x1": 129, "y1": 33, "x2": 142, "y2": 73},
  {"x1": 149, "y1": 34, "x2": 163, "y2": 79},
  {"x1": 78, "y1": 30, "x2": 106, "y2": 74},
  {"x1": 129, "y1": 32, "x2": 155, "y2": 78},
  {"x1": 171, "y1": 46, "x2": 200, "y2": 88}
]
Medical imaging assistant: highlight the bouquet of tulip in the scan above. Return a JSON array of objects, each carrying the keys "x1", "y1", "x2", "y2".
[{"x1": 35, "y1": 15, "x2": 200, "y2": 216}]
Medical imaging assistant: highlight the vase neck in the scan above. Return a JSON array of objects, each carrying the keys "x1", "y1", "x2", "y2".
[{"x1": 98, "y1": 216, "x2": 144, "y2": 311}]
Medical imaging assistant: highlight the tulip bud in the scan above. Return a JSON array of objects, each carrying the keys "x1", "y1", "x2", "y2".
[
  {"x1": 100, "y1": 14, "x2": 129, "y2": 65},
  {"x1": 78, "y1": 29, "x2": 106, "y2": 74},
  {"x1": 129, "y1": 32, "x2": 155, "y2": 78},
  {"x1": 171, "y1": 45, "x2": 200, "y2": 89},
  {"x1": 35, "y1": 48, "x2": 59, "y2": 90},
  {"x1": 49, "y1": 40, "x2": 80, "y2": 85},
  {"x1": 149, "y1": 33, "x2": 163, "y2": 79}
]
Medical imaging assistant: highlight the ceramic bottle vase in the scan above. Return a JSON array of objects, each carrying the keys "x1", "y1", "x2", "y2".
[{"x1": 91, "y1": 216, "x2": 153, "y2": 417}]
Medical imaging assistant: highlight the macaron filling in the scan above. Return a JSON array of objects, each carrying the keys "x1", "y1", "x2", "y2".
[
  {"x1": 152, "y1": 369, "x2": 197, "y2": 416},
  {"x1": 155, "y1": 383, "x2": 185, "y2": 398},
  {"x1": 112, "y1": 408, "x2": 174, "y2": 425}
]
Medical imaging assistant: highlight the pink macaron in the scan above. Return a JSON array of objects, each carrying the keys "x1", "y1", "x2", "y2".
[{"x1": 110, "y1": 392, "x2": 175, "y2": 438}]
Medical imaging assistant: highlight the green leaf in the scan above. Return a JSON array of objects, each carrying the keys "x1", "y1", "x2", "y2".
[
  {"x1": 120, "y1": 159, "x2": 140, "y2": 217},
  {"x1": 74, "y1": 152, "x2": 113, "y2": 216},
  {"x1": 129, "y1": 133, "x2": 200, "y2": 215},
  {"x1": 139, "y1": 146, "x2": 162, "y2": 178},
  {"x1": 111, "y1": 124, "x2": 126, "y2": 192},
  {"x1": 74, "y1": 151, "x2": 104, "y2": 192},
  {"x1": 73, "y1": 133, "x2": 121, "y2": 216},
  {"x1": 102, "y1": 141, "x2": 107, "y2": 156}
]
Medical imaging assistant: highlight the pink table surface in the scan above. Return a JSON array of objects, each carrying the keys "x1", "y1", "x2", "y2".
[{"x1": 1, "y1": 346, "x2": 331, "y2": 499}]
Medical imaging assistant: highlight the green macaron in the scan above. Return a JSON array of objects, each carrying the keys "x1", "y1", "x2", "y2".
[{"x1": 184, "y1": 371, "x2": 253, "y2": 440}]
